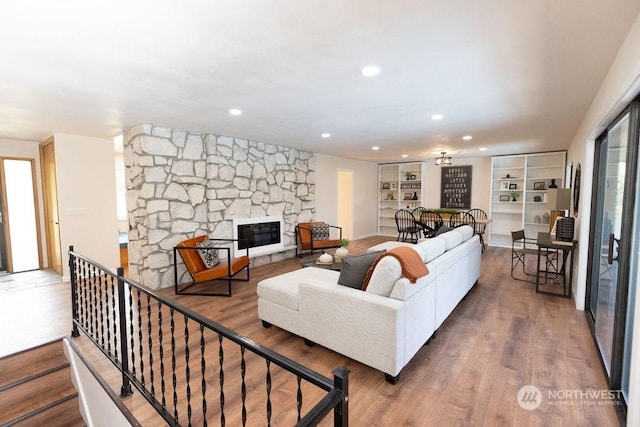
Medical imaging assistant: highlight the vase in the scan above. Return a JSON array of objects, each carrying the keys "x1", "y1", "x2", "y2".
[
  {"x1": 549, "y1": 179, "x2": 557, "y2": 189},
  {"x1": 335, "y1": 247, "x2": 349, "y2": 262}
]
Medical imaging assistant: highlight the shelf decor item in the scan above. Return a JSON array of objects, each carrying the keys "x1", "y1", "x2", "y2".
[
  {"x1": 501, "y1": 181, "x2": 510, "y2": 190},
  {"x1": 534, "y1": 196, "x2": 542, "y2": 202},
  {"x1": 549, "y1": 179, "x2": 557, "y2": 188},
  {"x1": 534, "y1": 215, "x2": 541, "y2": 223},
  {"x1": 509, "y1": 183, "x2": 517, "y2": 190},
  {"x1": 499, "y1": 195, "x2": 510, "y2": 202},
  {"x1": 382, "y1": 182, "x2": 390, "y2": 189},
  {"x1": 510, "y1": 191, "x2": 520, "y2": 201},
  {"x1": 533, "y1": 182, "x2": 546, "y2": 190}
]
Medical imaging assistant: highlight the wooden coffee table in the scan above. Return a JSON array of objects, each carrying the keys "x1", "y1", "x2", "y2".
[{"x1": 300, "y1": 255, "x2": 342, "y2": 271}]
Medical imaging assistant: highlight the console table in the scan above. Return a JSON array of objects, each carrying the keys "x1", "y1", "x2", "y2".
[{"x1": 535, "y1": 232, "x2": 577, "y2": 298}]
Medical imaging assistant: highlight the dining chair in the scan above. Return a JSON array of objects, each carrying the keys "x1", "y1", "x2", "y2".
[
  {"x1": 417, "y1": 210, "x2": 444, "y2": 238},
  {"x1": 449, "y1": 211, "x2": 476, "y2": 230},
  {"x1": 394, "y1": 209, "x2": 421, "y2": 243},
  {"x1": 467, "y1": 208, "x2": 488, "y2": 251}
]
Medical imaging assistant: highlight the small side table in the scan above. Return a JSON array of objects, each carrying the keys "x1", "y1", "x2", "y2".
[{"x1": 535, "y1": 232, "x2": 577, "y2": 298}]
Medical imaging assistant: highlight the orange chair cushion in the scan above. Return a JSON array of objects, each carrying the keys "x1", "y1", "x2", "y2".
[
  {"x1": 177, "y1": 235, "x2": 208, "y2": 275},
  {"x1": 177, "y1": 235, "x2": 249, "y2": 282},
  {"x1": 297, "y1": 222, "x2": 340, "y2": 250}
]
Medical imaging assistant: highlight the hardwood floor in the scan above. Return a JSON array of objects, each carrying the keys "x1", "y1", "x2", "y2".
[
  {"x1": 0, "y1": 238, "x2": 620, "y2": 426},
  {"x1": 0, "y1": 271, "x2": 69, "y2": 358}
]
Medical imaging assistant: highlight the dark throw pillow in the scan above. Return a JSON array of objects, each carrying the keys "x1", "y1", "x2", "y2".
[
  {"x1": 311, "y1": 223, "x2": 330, "y2": 240},
  {"x1": 436, "y1": 226, "x2": 453, "y2": 236},
  {"x1": 196, "y1": 238, "x2": 219, "y2": 268},
  {"x1": 337, "y1": 250, "x2": 385, "y2": 289}
]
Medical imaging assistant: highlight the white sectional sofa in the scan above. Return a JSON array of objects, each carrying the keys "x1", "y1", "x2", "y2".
[{"x1": 257, "y1": 225, "x2": 482, "y2": 383}]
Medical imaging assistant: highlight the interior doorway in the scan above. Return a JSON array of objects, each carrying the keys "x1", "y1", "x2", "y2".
[
  {"x1": 0, "y1": 158, "x2": 41, "y2": 273},
  {"x1": 40, "y1": 139, "x2": 62, "y2": 275},
  {"x1": 337, "y1": 170, "x2": 354, "y2": 239}
]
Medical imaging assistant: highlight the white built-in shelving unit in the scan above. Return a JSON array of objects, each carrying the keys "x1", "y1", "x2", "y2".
[
  {"x1": 489, "y1": 152, "x2": 566, "y2": 247},
  {"x1": 378, "y1": 162, "x2": 426, "y2": 237}
]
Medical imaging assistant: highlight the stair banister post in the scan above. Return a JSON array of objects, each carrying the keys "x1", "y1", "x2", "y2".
[
  {"x1": 116, "y1": 266, "x2": 133, "y2": 397},
  {"x1": 69, "y1": 245, "x2": 79, "y2": 337}
]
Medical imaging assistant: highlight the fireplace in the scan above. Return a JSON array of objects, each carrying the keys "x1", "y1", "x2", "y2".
[{"x1": 232, "y1": 216, "x2": 284, "y2": 257}]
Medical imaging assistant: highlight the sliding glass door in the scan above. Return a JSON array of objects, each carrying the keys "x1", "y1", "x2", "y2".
[{"x1": 586, "y1": 101, "x2": 639, "y2": 413}]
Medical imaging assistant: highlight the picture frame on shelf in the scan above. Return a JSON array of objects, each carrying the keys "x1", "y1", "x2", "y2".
[
  {"x1": 410, "y1": 174, "x2": 416, "y2": 180},
  {"x1": 382, "y1": 182, "x2": 390, "y2": 189},
  {"x1": 499, "y1": 195, "x2": 510, "y2": 202},
  {"x1": 404, "y1": 192, "x2": 412, "y2": 200},
  {"x1": 501, "y1": 181, "x2": 510, "y2": 190},
  {"x1": 533, "y1": 181, "x2": 546, "y2": 190},
  {"x1": 390, "y1": 182, "x2": 397, "y2": 190},
  {"x1": 509, "y1": 183, "x2": 517, "y2": 190}
]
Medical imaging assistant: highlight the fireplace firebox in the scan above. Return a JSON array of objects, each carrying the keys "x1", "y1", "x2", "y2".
[{"x1": 232, "y1": 216, "x2": 284, "y2": 257}]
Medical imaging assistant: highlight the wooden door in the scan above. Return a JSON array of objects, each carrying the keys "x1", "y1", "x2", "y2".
[{"x1": 39, "y1": 139, "x2": 62, "y2": 275}]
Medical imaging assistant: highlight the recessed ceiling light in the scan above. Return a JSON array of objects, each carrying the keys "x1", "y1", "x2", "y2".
[
  {"x1": 321, "y1": 133, "x2": 331, "y2": 138},
  {"x1": 463, "y1": 135, "x2": 473, "y2": 141},
  {"x1": 229, "y1": 108, "x2": 242, "y2": 116},
  {"x1": 401, "y1": 154, "x2": 408, "y2": 158},
  {"x1": 431, "y1": 114, "x2": 444, "y2": 120},
  {"x1": 372, "y1": 146, "x2": 380, "y2": 150},
  {"x1": 361, "y1": 65, "x2": 381, "y2": 77},
  {"x1": 479, "y1": 147, "x2": 487, "y2": 151}
]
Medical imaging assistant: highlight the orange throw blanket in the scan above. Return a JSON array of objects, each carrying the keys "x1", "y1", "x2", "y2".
[{"x1": 361, "y1": 246, "x2": 429, "y2": 291}]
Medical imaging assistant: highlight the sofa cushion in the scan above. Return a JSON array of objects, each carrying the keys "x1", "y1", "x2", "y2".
[
  {"x1": 416, "y1": 238, "x2": 446, "y2": 263},
  {"x1": 257, "y1": 267, "x2": 340, "y2": 310},
  {"x1": 195, "y1": 238, "x2": 219, "y2": 268},
  {"x1": 337, "y1": 250, "x2": 385, "y2": 289},
  {"x1": 366, "y1": 241, "x2": 415, "y2": 252},
  {"x1": 456, "y1": 225, "x2": 474, "y2": 241},
  {"x1": 365, "y1": 256, "x2": 402, "y2": 297},
  {"x1": 438, "y1": 230, "x2": 464, "y2": 251}
]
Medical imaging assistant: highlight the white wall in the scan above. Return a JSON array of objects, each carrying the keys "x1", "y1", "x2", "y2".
[
  {"x1": 566, "y1": 12, "x2": 640, "y2": 426},
  {"x1": 0, "y1": 138, "x2": 48, "y2": 268},
  {"x1": 53, "y1": 133, "x2": 120, "y2": 277},
  {"x1": 315, "y1": 153, "x2": 378, "y2": 239}
]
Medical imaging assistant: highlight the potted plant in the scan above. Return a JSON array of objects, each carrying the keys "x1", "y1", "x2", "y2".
[
  {"x1": 510, "y1": 191, "x2": 520, "y2": 202},
  {"x1": 335, "y1": 238, "x2": 351, "y2": 261},
  {"x1": 405, "y1": 171, "x2": 412, "y2": 180}
]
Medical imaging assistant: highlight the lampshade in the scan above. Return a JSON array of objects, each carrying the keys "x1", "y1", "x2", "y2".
[
  {"x1": 554, "y1": 189, "x2": 571, "y2": 210},
  {"x1": 548, "y1": 189, "x2": 571, "y2": 210},
  {"x1": 434, "y1": 152, "x2": 452, "y2": 166},
  {"x1": 549, "y1": 188, "x2": 572, "y2": 233}
]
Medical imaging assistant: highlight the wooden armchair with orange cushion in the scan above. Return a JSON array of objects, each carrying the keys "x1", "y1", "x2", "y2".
[
  {"x1": 295, "y1": 222, "x2": 342, "y2": 257},
  {"x1": 173, "y1": 235, "x2": 250, "y2": 296}
]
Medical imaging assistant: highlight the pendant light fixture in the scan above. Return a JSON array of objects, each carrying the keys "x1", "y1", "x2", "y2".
[{"x1": 434, "y1": 152, "x2": 452, "y2": 166}]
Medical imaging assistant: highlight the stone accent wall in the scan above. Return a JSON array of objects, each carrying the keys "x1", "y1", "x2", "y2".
[{"x1": 123, "y1": 124, "x2": 315, "y2": 290}]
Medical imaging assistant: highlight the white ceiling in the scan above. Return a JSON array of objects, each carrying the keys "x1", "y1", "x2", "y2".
[{"x1": 1, "y1": 1, "x2": 639, "y2": 163}]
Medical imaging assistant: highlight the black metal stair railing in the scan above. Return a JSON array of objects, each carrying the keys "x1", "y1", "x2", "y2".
[{"x1": 69, "y1": 246, "x2": 349, "y2": 426}]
